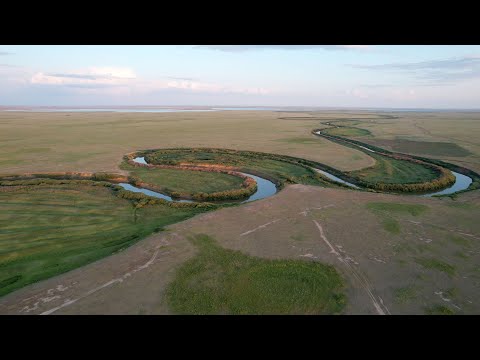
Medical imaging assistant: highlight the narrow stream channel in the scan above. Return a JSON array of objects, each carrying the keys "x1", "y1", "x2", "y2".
[{"x1": 313, "y1": 131, "x2": 474, "y2": 196}]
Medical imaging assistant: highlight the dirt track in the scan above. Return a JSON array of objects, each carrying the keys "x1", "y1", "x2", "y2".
[{"x1": 1, "y1": 185, "x2": 479, "y2": 315}]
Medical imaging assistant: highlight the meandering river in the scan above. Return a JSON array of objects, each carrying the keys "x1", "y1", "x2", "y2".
[
  {"x1": 313, "y1": 131, "x2": 473, "y2": 196},
  {"x1": 118, "y1": 157, "x2": 277, "y2": 203},
  {"x1": 120, "y1": 149, "x2": 473, "y2": 203}
]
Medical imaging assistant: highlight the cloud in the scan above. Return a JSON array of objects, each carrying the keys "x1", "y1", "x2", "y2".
[
  {"x1": 140, "y1": 79, "x2": 270, "y2": 95},
  {"x1": 195, "y1": 45, "x2": 371, "y2": 52},
  {"x1": 29, "y1": 66, "x2": 270, "y2": 96},
  {"x1": 31, "y1": 67, "x2": 137, "y2": 89},
  {"x1": 350, "y1": 56, "x2": 480, "y2": 85},
  {"x1": 47, "y1": 73, "x2": 101, "y2": 80}
]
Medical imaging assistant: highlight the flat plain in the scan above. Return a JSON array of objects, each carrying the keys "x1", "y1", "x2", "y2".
[{"x1": 1, "y1": 109, "x2": 480, "y2": 315}]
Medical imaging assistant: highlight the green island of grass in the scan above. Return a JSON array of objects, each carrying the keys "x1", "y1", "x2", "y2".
[
  {"x1": 124, "y1": 165, "x2": 245, "y2": 194},
  {"x1": 323, "y1": 127, "x2": 371, "y2": 137}
]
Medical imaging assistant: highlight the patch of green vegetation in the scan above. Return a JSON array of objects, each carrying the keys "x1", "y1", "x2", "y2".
[
  {"x1": 351, "y1": 153, "x2": 439, "y2": 184},
  {"x1": 165, "y1": 234, "x2": 346, "y2": 314},
  {"x1": 415, "y1": 257, "x2": 456, "y2": 277},
  {"x1": 454, "y1": 251, "x2": 468, "y2": 259},
  {"x1": 394, "y1": 285, "x2": 419, "y2": 304},
  {"x1": 445, "y1": 288, "x2": 458, "y2": 299},
  {"x1": 416, "y1": 273, "x2": 430, "y2": 281},
  {"x1": 448, "y1": 235, "x2": 471, "y2": 248},
  {"x1": 396, "y1": 259, "x2": 407, "y2": 266},
  {"x1": 125, "y1": 166, "x2": 245, "y2": 194},
  {"x1": 393, "y1": 243, "x2": 410, "y2": 254},
  {"x1": 323, "y1": 127, "x2": 371, "y2": 137},
  {"x1": 384, "y1": 139, "x2": 471, "y2": 157},
  {"x1": 382, "y1": 218, "x2": 401, "y2": 234},
  {"x1": 0, "y1": 184, "x2": 208, "y2": 297},
  {"x1": 446, "y1": 202, "x2": 477, "y2": 210},
  {"x1": 142, "y1": 148, "x2": 327, "y2": 187},
  {"x1": 367, "y1": 202, "x2": 428, "y2": 235},
  {"x1": 290, "y1": 234, "x2": 306, "y2": 242},
  {"x1": 275, "y1": 137, "x2": 323, "y2": 144},
  {"x1": 367, "y1": 202, "x2": 428, "y2": 216},
  {"x1": 416, "y1": 243, "x2": 433, "y2": 254},
  {"x1": 425, "y1": 305, "x2": 455, "y2": 315}
]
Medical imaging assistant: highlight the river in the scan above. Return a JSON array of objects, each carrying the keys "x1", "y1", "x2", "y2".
[{"x1": 118, "y1": 157, "x2": 277, "y2": 203}]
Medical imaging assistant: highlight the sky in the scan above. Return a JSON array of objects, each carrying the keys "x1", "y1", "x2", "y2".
[{"x1": 1, "y1": 45, "x2": 480, "y2": 108}]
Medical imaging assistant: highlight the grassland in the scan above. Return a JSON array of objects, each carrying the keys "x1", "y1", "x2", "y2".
[
  {"x1": 367, "y1": 202, "x2": 429, "y2": 234},
  {"x1": 349, "y1": 153, "x2": 439, "y2": 184},
  {"x1": 365, "y1": 139, "x2": 471, "y2": 157},
  {"x1": 143, "y1": 148, "x2": 330, "y2": 186},
  {"x1": 0, "y1": 111, "x2": 375, "y2": 176},
  {"x1": 0, "y1": 183, "x2": 208, "y2": 296},
  {"x1": 123, "y1": 165, "x2": 245, "y2": 194},
  {"x1": 165, "y1": 234, "x2": 346, "y2": 315},
  {"x1": 425, "y1": 305, "x2": 455, "y2": 315},
  {"x1": 2, "y1": 183, "x2": 480, "y2": 314},
  {"x1": 1, "y1": 109, "x2": 480, "y2": 314},
  {"x1": 366, "y1": 202, "x2": 429, "y2": 216},
  {"x1": 415, "y1": 257, "x2": 456, "y2": 277},
  {"x1": 323, "y1": 127, "x2": 371, "y2": 137},
  {"x1": 321, "y1": 110, "x2": 480, "y2": 173}
]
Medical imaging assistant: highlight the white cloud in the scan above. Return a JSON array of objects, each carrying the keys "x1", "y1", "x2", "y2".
[
  {"x1": 138, "y1": 78, "x2": 270, "y2": 95},
  {"x1": 28, "y1": 66, "x2": 270, "y2": 96},
  {"x1": 31, "y1": 67, "x2": 137, "y2": 88}
]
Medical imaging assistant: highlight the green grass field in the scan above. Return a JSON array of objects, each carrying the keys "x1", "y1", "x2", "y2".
[
  {"x1": 349, "y1": 153, "x2": 439, "y2": 184},
  {"x1": 165, "y1": 234, "x2": 346, "y2": 314},
  {"x1": 0, "y1": 110, "x2": 375, "y2": 175},
  {"x1": 0, "y1": 183, "x2": 207, "y2": 296},
  {"x1": 366, "y1": 202, "x2": 429, "y2": 216},
  {"x1": 415, "y1": 257, "x2": 456, "y2": 277},
  {"x1": 367, "y1": 139, "x2": 471, "y2": 157},
  {"x1": 323, "y1": 127, "x2": 371, "y2": 137},
  {"x1": 144, "y1": 148, "x2": 328, "y2": 186},
  {"x1": 366, "y1": 202, "x2": 429, "y2": 234},
  {"x1": 124, "y1": 166, "x2": 245, "y2": 194}
]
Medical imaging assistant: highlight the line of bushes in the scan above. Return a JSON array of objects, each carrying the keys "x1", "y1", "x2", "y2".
[
  {"x1": 111, "y1": 186, "x2": 219, "y2": 210},
  {"x1": 192, "y1": 176, "x2": 257, "y2": 201},
  {"x1": 0, "y1": 172, "x2": 128, "y2": 183},
  {"x1": 0, "y1": 177, "x2": 114, "y2": 188}
]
